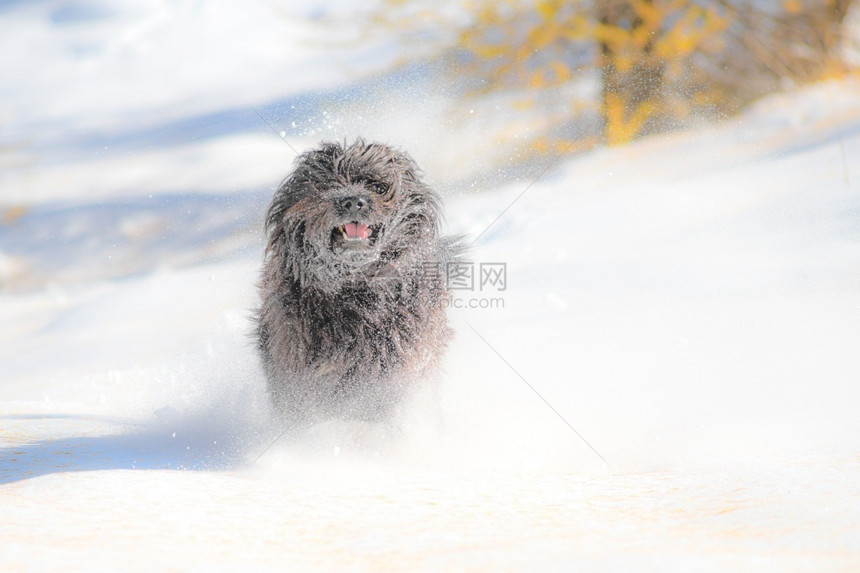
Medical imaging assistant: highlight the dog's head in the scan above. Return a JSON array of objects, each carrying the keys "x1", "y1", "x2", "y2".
[{"x1": 264, "y1": 139, "x2": 442, "y2": 291}]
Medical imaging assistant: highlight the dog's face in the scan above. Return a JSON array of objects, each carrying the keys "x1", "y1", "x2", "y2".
[{"x1": 265, "y1": 140, "x2": 442, "y2": 290}]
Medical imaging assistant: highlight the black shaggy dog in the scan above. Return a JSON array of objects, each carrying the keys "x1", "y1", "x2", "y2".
[{"x1": 256, "y1": 139, "x2": 461, "y2": 428}]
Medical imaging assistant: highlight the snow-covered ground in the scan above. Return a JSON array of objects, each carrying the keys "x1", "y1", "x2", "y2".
[{"x1": 2, "y1": 2, "x2": 860, "y2": 571}]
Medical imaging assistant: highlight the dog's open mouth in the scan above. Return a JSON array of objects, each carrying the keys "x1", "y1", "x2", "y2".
[{"x1": 331, "y1": 221, "x2": 381, "y2": 250}]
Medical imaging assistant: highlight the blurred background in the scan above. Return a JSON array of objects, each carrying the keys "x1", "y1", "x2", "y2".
[
  {"x1": 1, "y1": 0, "x2": 858, "y2": 291},
  {"x1": 2, "y1": 4, "x2": 860, "y2": 567}
]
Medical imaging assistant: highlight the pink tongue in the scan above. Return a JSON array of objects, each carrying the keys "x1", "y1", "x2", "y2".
[{"x1": 344, "y1": 222, "x2": 370, "y2": 239}]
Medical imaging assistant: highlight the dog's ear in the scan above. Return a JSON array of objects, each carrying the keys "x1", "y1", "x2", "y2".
[
  {"x1": 304, "y1": 141, "x2": 345, "y2": 181},
  {"x1": 264, "y1": 178, "x2": 292, "y2": 253},
  {"x1": 264, "y1": 171, "x2": 313, "y2": 254},
  {"x1": 266, "y1": 142, "x2": 340, "y2": 251},
  {"x1": 315, "y1": 142, "x2": 341, "y2": 164},
  {"x1": 385, "y1": 151, "x2": 422, "y2": 188}
]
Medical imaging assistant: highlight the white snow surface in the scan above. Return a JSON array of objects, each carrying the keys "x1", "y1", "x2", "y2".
[{"x1": 2, "y1": 2, "x2": 860, "y2": 570}]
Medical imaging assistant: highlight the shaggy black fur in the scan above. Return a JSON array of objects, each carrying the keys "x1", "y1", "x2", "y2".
[{"x1": 256, "y1": 139, "x2": 462, "y2": 427}]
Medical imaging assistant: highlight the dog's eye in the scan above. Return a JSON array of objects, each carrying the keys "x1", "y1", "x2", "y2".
[{"x1": 367, "y1": 181, "x2": 388, "y2": 195}]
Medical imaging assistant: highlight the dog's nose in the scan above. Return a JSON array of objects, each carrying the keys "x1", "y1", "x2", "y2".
[{"x1": 337, "y1": 195, "x2": 370, "y2": 216}]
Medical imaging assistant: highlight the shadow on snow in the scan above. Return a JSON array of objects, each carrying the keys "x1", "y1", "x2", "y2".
[{"x1": 0, "y1": 413, "x2": 274, "y2": 485}]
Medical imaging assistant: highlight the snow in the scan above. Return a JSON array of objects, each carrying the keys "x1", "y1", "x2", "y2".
[{"x1": 2, "y1": 1, "x2": 860, "y2": 570}]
